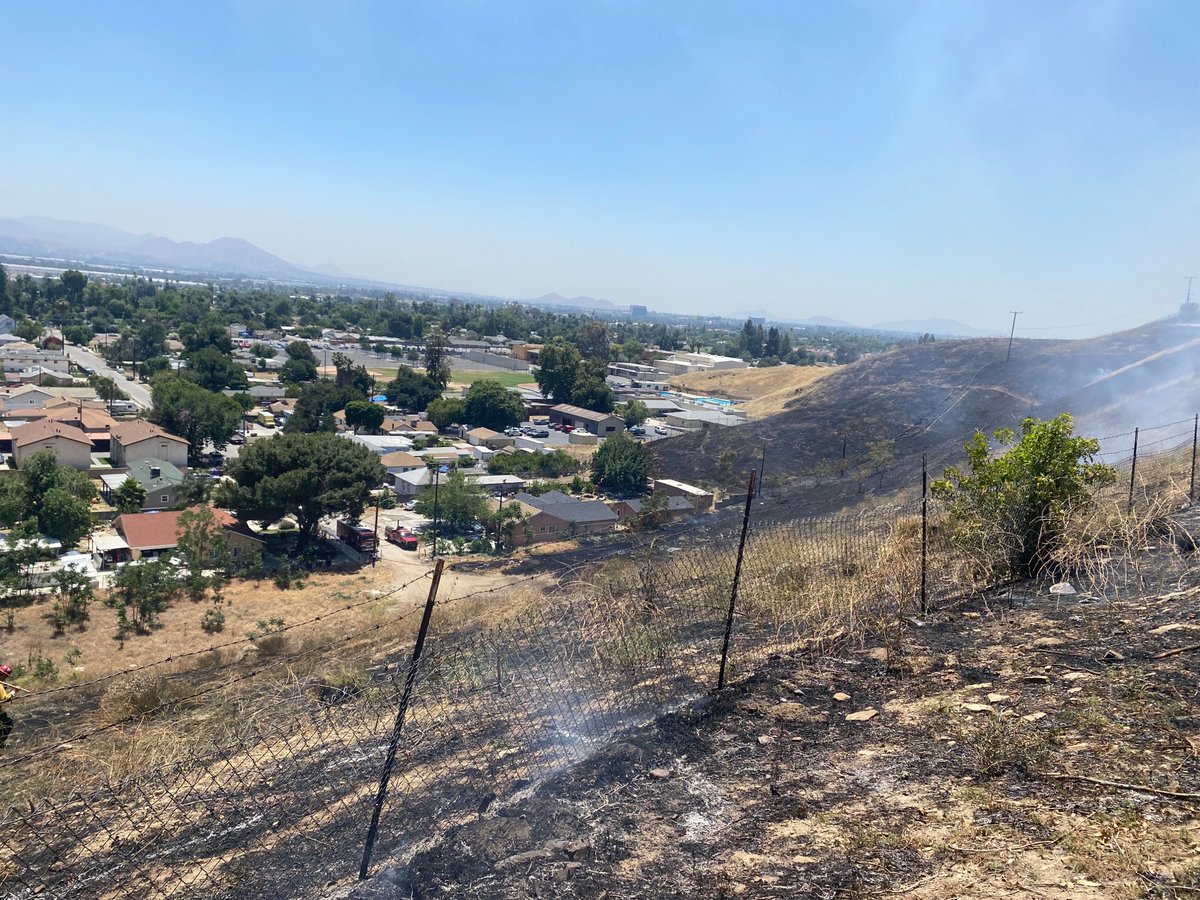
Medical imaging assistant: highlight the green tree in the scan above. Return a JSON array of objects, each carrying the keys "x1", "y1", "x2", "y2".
[
  {"x1": 185, "y1": 346, "x2": 248, "y2": 392},
  {"x1": 113, "y1": 478, "x2": 147, "y2": 514},
  {"x1": 113, "y1": 558, "x2": 179, "y2": 632},
  {"x1": 620, "y1": 339, "x2": 645, "y2": 362},
  {"x1": 931, "y1": 414, "x2": 1116, "y2": 577},
  {"x1": 216, "y1": 432, "x2": 385, "y2": 548},
  {"x1": 426, "y1": 397, "x2": 466, "y2": 430},
  {"x1": 345, "y1": 400, "x2": 385, "y2": 433},
  {"x1": 384, "y1": 365, "x2": 441, "y2": 411},
  {"x1": 176, "y1": 504, "x2": 232, "y2": 601},
  {"x1": 91, "y1": 375, "x2": 128, "y2": 413},
  {"x1": 574, "y1": 321, "x2": 611, "y2": 368},
  {"x1": 250, "y1": 342, "x2": 276, "y2": 359},
  {"x1": 285, "y1": 380, "x2": 359, "y2": 433},
  {"x1": 51, "y1": 566, "x2": 93, "y2": 631},
  {"x1": 149, "y1": 374, "x2": 244, "y2": 454},
  {"x1": 59, "y1": 269, "x2": 88, "y2": 305},
  {"x1": 591, "y1": 431, "x2": 649, "y2": 494},
  {"x1": 534, "y1": 338, "x2": 581, "y2": 403},
  {"x1": 14, "y1": 319, "x2": 41, "y2": 342},
  {"x1": 570, "y1": 376, "x2": 614, "y2": 413},
  {"x1": 422, "y1": 327, "x2": 452, "y2": 390},
  {"x1": 279, "y1": 340, "x2": 319, "y2": 384},
  {"x1": 414, "y1": 470, "x2": 488, "y2": 533},
  {"x1": 619, "y1": 399, "x2": 650, "y2": 427},
  {"x1": 39, "y1": 488, "x2": 92, "y2": 547},
  {"x1": 463, "y1": 379, "x2": 524, "y2": 431}
]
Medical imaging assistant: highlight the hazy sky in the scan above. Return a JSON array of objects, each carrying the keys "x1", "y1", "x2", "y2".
[{"x1": 4, "y1": 1, "x2": 1199, "y2": 333}]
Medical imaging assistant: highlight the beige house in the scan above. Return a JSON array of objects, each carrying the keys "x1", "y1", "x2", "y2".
[
  {"x1": 110, "y1": 421, "x2": 189, "y2": 467},
  {"x1": 466, "y1": 427, "x2": 514, "y2": 450},
  {"x1": 10, "y1": 420, "x2": 94, "y2": 470},
  {"x1": 651, "y1": 479, "x2": 715, "y2": 511}
]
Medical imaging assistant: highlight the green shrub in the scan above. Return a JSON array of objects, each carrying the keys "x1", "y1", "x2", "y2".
[{"x1": 932, "y1": 414, "x2": 1116, "y2": 578}]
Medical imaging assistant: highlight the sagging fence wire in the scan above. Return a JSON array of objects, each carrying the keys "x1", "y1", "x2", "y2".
[{"x1": 4, "y1": 417, "x2": 1199, "y2": 899}]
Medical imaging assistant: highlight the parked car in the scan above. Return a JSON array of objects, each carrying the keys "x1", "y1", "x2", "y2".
[
  {"x1": 654, "y1": 426, "x2": 668, "y2": 435},
  {"x1": 229, "y1": 433, "x2": 246, "y2": 444},
  {"x1": 403, "y1": 500, "x2": 417, "y2": 511},
  {"x1": 629, "y1": 425, "x2": 646, "y2": 436},
  {"x1": 531, "y1": 428, "x2": 550, "y2": 438}
]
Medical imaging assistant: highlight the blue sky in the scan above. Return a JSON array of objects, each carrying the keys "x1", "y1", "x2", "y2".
[{"x1": 3, "y1": 0, "x2": 1199, "y2": 333}]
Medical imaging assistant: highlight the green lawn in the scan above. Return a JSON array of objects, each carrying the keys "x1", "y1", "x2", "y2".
[
  {"x1": 449, "y1": 370, "x2": 534, "y2": 388},
  {"x1": 367, "y1": 368, "x2": 534, "y2": 389}
]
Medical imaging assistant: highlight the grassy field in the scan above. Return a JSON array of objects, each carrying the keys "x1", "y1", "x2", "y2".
[
  {"x1": 669, "y1": 364, "x2": 834, "y2": 419},
  {"x1": 366, "y1": 368, "x2": 534, "y2": 390}
]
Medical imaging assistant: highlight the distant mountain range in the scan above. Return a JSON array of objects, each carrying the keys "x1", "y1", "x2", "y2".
[
  {"x1": 0, "y1": 216, "x2": 996, "y2": 336},
  {"x1": 0, "y1": 215, "x2": 346, "y2": 282},
  {"x1": 526, "y1": 292, "x2": 618, "y2": 311}
]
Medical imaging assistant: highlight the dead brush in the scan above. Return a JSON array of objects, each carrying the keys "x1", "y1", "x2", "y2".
[
  {"x1": 957, "y1": 713, "x2": 1052, "y2": 778},
  {"x1": 98, "y1": 674, "x2": 193, "y2": 723},
  {"x1": 1050, "y1": 490, "x2": 1182, "y2": 596}
]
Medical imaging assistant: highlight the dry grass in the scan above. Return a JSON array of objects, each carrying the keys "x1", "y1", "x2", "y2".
[{"x1": 668, "y1": 365, "x2": 832, "y2": 419}]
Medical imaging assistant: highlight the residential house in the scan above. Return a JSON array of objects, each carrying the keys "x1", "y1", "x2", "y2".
[
  {"x1": 473, "y1": 474, "x2": 526, "y2": 495},
  {"x1": 101, "y1": 459, "x2": 186, "y2": 511},
  {"x1": 345, "y1": 433, "x2": 414, "y2": 456},
  {"x1": 110, "y1": 421, "x2": 190, "y2": 467},
  {"x1": 10, "y1": 420, "x2": 93, "y2": 469},
  {"x1": 508, "y1": 490, "x2": 618, "y2": 545},
  {"x1": 380, "y1": 450, "x2": 426, "y2": 486},
  {"x1": 41, "y1": 403, "x2": 119, "y2": 454},
  {"x1": 114, "y1": 508, "x2": 263, "y2": 564},
  {"x1": 0, "y1": 350, "x2": 71, "y2": 375},
  {"x1": 548, "y1": 404, "x2": 625, "y2": 436},
  {"x1": 652, "y1": 479, "x2": 715, "y2": 511},
  {"x1": 466, "y1": 427, "x2": 515, "y2": 450},
  {"x1": 392, "y1": 466, "x2": 435, "y2": 497},
  {"x1": 0, "y1": 385, "x2": 60, "y2": 412}
]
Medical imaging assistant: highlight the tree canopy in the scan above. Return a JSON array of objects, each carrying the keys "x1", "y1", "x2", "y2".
[
  {"x1": 619, "y1": 399, "x2": 650, "y2": 427},
  {"x1": 590, "y1": 432, "x2": 649, "y2": 494},
  {"x1": 426, "y1": 397, "x2": 466, "y2": 430},
  {"x1": 414, "y1": 470, "x2": 489, "y2": 534},
  {"x1": 463, "y1": 379, "x2": 524, "y2": 431},
  {"x1": 149, "y1": 374, "x2": 245, "y2": 454},
  {"x1": 285, "y1": 380, "x2": 362, "y2": 433},
  {"x1": 0, "y1": 450, "x2": 97, "y2": 546},
  {"x1": 216, "y1": 432, "x2": 385, "y2": 547},
  {"x1": 534, "y1": 338, "x2": 581, "y2": 403},
  {"x1": 422, "y1": 328, "x2": 452, "y2": 390},
  {"x1": 384, "y1": 365, "x2": 441, "y2": 411},
  {"x1": 344, "y1": 400, "x2": 385, "y2": 432}
]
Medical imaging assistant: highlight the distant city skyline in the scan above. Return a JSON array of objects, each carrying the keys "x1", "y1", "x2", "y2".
[{"x1": 4, "y1": 1, "x2": 1198, "y2": 336}]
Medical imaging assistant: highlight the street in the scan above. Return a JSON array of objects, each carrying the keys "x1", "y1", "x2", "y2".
[{"x1": 64, "y1": 342, "x2": 153, "y2": 409}]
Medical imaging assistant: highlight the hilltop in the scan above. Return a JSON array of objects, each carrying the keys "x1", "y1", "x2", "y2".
[
  {"x1": 669, "y1": 366, "x2": 834, "y2": 419},
  {"x1": 653, "y1": 319, "x2": 1200, "y2": 491}
]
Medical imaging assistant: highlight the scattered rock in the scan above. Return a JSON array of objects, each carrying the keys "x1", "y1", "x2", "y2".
[
  {"x1": 1099, "y1": 649, "x2": 1125, "y2": 663},
  {"x1": 495, "y1": 849, "x2": 554, "y2": 872},
  {"x1": 867, "y1": 647, "x2": 888, "y2": 661},
  {"x1": 648, "y1": 768, "x2": 672, "y2": 780},
  {"x1": 1061, "y1": 671, "x2": 1089, "y2": 681},
  {"x1": 962, "y1": 703, "x2": 995, "y2": 713},
  {"x1": 965, "y1": 682, "x2": 993, "y2": 690},
  {"x1": 986, "y1": 693, "x2": 1011, "y2": 703},
  {"x1": 832, "y1": 692, "x2": 851, "y2": 702},
  {"x1": 757, "y1": 735, "x2": 775, "y2": 745},
  {"x1": 1022, "y1": 674, "x2": 1050, "y2": 683},
  {"x1": 845, "y1": 709, "x2": 878, "y2": 722},
  {"x1": 1149, "y1": 623, "x2": 1191, "y2": 635},
  {"x1": 1050, "y1": 581, "x2": 1076, "y2": 595},
  {"x1": 1032, "y1": 637, "x2": 1064, "y2": 648},
  {"x1": 1022, "y1": 712, "x2": 1047, "y2": 722}
]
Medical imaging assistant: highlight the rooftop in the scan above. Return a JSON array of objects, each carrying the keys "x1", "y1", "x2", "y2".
[
  {"x1": 550, "y1": 403, "x2": 621, "y2": 422},
  {"x1": 10, "y1": 419, "x2": 92, "y2": 448},
  {"x1": 111, "y1": 420, "x2": 188, "y2": 446}
]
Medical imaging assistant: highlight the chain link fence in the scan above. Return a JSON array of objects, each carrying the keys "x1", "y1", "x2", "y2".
[{"x1": 2, "y1": 415, "x2": 1197, "y2": 898}]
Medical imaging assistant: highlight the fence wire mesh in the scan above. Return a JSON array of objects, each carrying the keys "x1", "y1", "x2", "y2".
[{"x1": 2, "y1": 415, "x2": 1197, "y2": 898}]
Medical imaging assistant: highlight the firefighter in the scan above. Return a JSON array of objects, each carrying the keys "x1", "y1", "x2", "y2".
[{"x1": 0, "y1": 664, "x2": 23, "y2": 749}]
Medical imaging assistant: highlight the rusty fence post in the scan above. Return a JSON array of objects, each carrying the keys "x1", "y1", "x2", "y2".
[
  {"x1": 921, "y1": 454, "x2": 928, "y2": 616},
  {"x1": 1128, "y1": 427, "x2": 1139, "y2": 513},
  {"x1": 359, "y1": 558, "x2": 445, "y2": 880},
  {"x1": 718, "y1": 470, "x2": 757, "y2": 690},
  {"x1": 1191, "y1": 414, "x2": 1198, "y2": 502}
]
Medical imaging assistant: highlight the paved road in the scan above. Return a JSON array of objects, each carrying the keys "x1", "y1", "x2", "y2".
[{"x1": 64, "y1": 343, "x2": 153, "y2": 409}]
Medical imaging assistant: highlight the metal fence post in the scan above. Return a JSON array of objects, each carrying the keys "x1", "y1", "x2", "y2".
[
  {"x1": 718, "y1": 470, "x2": 757, "y2": 690},
  {"x1": 1191, "y1": 414, "x2": 1198, "y2": 502},
  {"x1": 920, "y1": 454, "x2": 928, "y2": 616},
  {"x1": 1128, "y1": 427, "x2": 1139, "y2": 512},
  {"x1": 359, "y1": 558, "x2": 445, "y2": 880}
]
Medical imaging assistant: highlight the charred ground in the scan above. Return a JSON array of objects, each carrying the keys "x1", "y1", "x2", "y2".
[
  {"x1": 655, "y1": 320, "x2": 1200, "y2": 498},
  {"x1": 391, "y1": 515, "x2": 1200, "y2": 900}
]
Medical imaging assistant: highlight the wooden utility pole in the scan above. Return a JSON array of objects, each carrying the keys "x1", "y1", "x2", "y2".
[{"x1": 1005, "y1": 311, "x2": 1022, "y2": 363}]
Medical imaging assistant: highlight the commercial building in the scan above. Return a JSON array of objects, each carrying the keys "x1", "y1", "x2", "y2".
[{"x1": 548, "y1": 404, "x2": 625, "y2": 436}]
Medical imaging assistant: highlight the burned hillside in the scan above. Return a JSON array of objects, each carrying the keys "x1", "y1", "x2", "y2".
[{"x1": 654, "y1": 319, "x2": 1200, "y2": 494}]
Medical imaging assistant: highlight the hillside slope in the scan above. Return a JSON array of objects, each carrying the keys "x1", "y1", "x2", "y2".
[
  {"x1": 654, "y1": 319, "x2": 1200, "y2": 489},
  {"x1": 669, "y1": 366, "x2": 834, "y2": 419}
]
